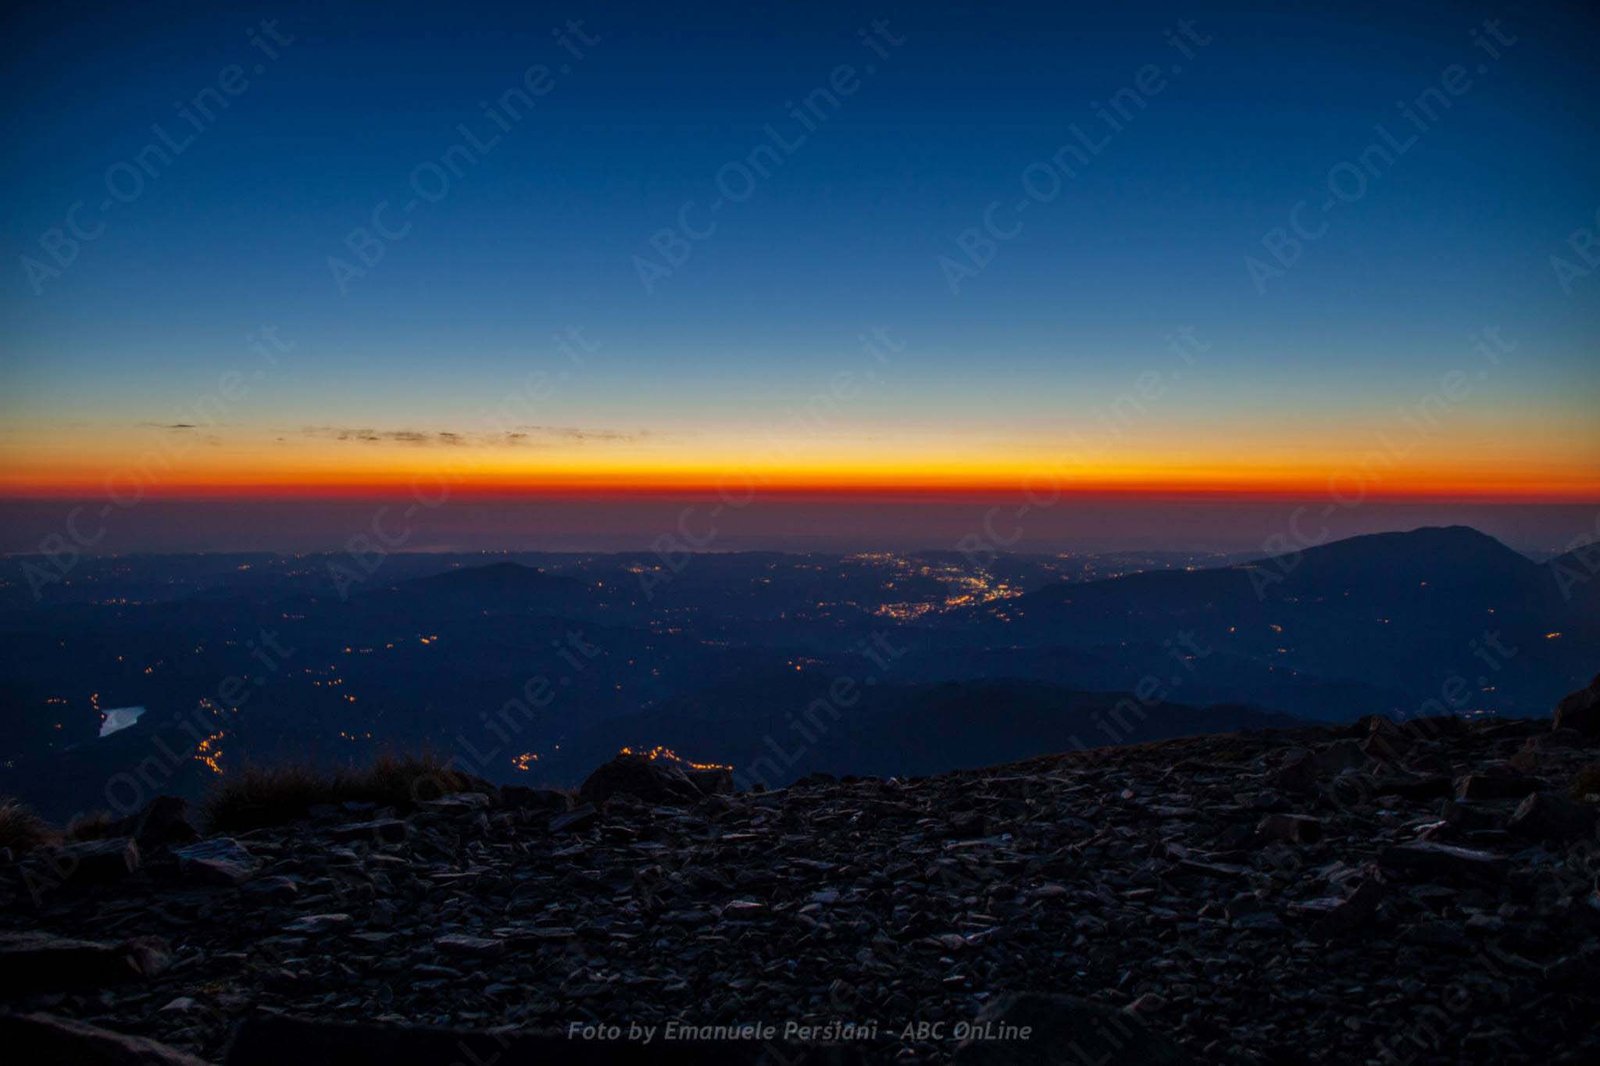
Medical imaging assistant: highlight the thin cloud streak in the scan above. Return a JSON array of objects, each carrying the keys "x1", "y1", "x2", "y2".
[{"x1": 300, "y1": 425, "x2": 651, "y2": 447}]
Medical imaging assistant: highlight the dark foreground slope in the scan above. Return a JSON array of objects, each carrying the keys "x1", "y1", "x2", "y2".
[{"x1": 3, "y1": 697, "x2": 1600, "y2": 1064}]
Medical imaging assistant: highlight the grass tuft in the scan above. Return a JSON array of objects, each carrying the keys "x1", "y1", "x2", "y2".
[
  {"x1": 65, "y1": 810, "x2": 117, "y2": 841},
  {"x1": 203, "y1": 751, "x2": 481, "y2": 832},
  {"x1": 0, "y1": 798, "x2": 56, "y2": 854}
]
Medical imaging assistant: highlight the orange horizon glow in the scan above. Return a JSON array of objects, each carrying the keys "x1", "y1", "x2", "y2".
[
  {"x1": 3, "y1": 467, "x2": 1596, "y2": 504},
  {"x1": 5, "y1": 416, "x2": 1598, "y2": 505}
]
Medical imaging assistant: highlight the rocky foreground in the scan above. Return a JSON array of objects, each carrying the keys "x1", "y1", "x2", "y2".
[{"x1": 4, "y1": 692, "x2": 1600, "y2": 1064}]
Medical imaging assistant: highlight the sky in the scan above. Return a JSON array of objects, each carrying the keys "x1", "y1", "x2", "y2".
[{"x1": 1, "y1": 1, "x2": 1597, "y2": 552}]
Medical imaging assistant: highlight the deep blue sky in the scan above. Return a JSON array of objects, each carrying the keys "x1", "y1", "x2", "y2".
[{"x1": 1, "y1": 0, "x2": 1597, "y2": 518}]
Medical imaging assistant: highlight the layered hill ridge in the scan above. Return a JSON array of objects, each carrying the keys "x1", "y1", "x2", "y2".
[
  {"x1": 372, "y1": 560, "x2": 594, "y2": 612},
  {"x1": 4, "y1": 694, "x2": 1599, "y2": 1065},
  {"x1": 1021, "y1": 525, "x2": 1547, "y2": 609},
  {"x1": 5, "y1": 525, "x2": 1596, "y2": 824},
  {"x1": 395, "y1": 560, "x2": 587, "y2": 595}
]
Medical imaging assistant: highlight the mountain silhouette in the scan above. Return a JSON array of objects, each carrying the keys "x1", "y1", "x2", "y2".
[
  {"x1": 398, "y1": 560, "x2": 586, "y2": 594},
  {"x1": 364, "y1": 561, "x2": 593, "y2": 615},
  {"x1": 1024, "y1": 526, "x2": 1542, "y2": 610},
  {"x1": 996, "y1": 526, "x2": 1591, "y2": 719}
]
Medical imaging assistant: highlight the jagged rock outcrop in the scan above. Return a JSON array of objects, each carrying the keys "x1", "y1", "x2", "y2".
[
  {"x1": 1553, "y1": 674, "x2": 1600, "y2": 736},
  {"x1": 578, "y1": 752, "x2": 706, "y2": 806},
  {"x1": 1, "y1": 717, "x2": 1597, "y2": 1065}
]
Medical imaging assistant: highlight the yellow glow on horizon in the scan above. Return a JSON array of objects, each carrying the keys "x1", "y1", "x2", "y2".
[{"x1": 2, "y1": 417, "x2": 1596, "y2": 503}]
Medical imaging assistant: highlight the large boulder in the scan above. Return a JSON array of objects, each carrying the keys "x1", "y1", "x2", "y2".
[
  {"x1": 0, "y1": 932, "x2": 168, "y2": 994},
  {"x1": 1553, "y1": 675, "x2": 1600, "y2": 736},
  {"x1": 1380, "y1": 841, "x2": 1507, "y2": 883},
  {"x1": 329, "y1": 818, "x2": 409, "y2": 844},
  {"x1": 173, "y1": 838, "x2": 257, "y2": 886},
  {"x1": 1255, "y1": 812, "x2": 1322, "y2": 844},
  {"x1": 1508, "y1": 791, "x2": 1598, "y2": 841},
  {"x1": 548, "y1": 803, "x2": 598, "y2": 833},
  {"x1": 579, "y1": 753, "x2": 704, "y2": 806},
  {"x1": 61, "y1": 837, "x2": 142, "y2": 882},
  {"x1": 96, "y1": 796, "x2": 201, "y2": 853},
  {"x1": 23, "y1": 838, "x2": 141, "y2": 900}
]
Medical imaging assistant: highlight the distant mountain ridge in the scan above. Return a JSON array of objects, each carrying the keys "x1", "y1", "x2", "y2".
[
  {"x1": 351, "y1": 560, "x2": 594, "y2": 618},
  {"x1": 983, "y1": 525, "x2": 1594, "y2": 722},
  {"x1": 1, "y1": 526, "x2": 1593, "y2": 819},
  {"x1": 1024, "y1": 525, "x2": 1542, "y2": 609},
  {"x1": 391, "y1": 560, "x2": 589, "y2": 596}
]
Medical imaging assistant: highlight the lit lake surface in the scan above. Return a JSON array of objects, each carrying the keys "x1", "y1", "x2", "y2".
[{"x1": 98, "y1": 706, "x2": 146, "y2": 738}]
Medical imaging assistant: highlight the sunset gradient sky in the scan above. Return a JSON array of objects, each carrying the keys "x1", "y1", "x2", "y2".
[{"x1": 2, "y1": 0, "x2": 1597, "y2": 546}]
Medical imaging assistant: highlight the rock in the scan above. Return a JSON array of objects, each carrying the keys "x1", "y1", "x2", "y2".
[
  {"x1": 519, "y1": 925, "x2": 579, "y2": 940},
  {"x1": 548, "y1": 804, "x2": 598, "y2": 833},
  {"x1": 1373, "y1": 773, "x2": 1453, "y2": 799},
  {"x1": 1464, "y1": 913, "x2": 1505, "y2": 935},
  {"x1": 498, "y1": 785, "x2": 570, "y2": 811},
  {"x1": 49, "y1": 837, "x2": 141, "y2": 887},
  {"x1": 1402, "y1": 920, "x2": 1470, "y2": 951},
  {"x1": 283, "y1": 913, "x2": 352, "y2": 934},
  {"x1": 1313, "y1": 739, "x2": 1368, "y2": 774},
  {"x1": 947, "y1": 810, "x2": 988, "y2": 838},
  {"x1": 329, "y1": 818, "x2": 409, "y2": 843},
  {"x1": 1255, "y1": 812, "x2": 1322, "y2": 843},
  {"x1": 1125, "y1": 992, "x2": 1167, "y2": 1014},
  {"x1": 1552, "y1": 675, "x2": 1600, "y2": 736},
  {"x1": 1286, "y1": 878, "x2": 1385, "y2": 934},
  {"x1": 1455, "y1": 772, "x2": 1541, "y2": 801},
  {"x1": 1440, "y1": 799, "x2": 1504, "y2": 833},
  {"x1": 0, "y1": 1012, "x2": 212, "y2": 1065},
  {"x1": 432, "y1": 934, "x2": 504, "y2": 958},
  {"x1": 241, "y1": 875, "x2": 299, "y2": 902},
  {"x1": 1526, "y1": 728, "x2": 1585, "y2": 750},
  {"x1": 0, "y1": 932, "x2": 166, "y2": 994},
  {"x1": 578, "y1": 753, "x2": 703, "y2": 806},
  {"x1": 686, "y1": 766, "x2": 734, "y2": 796},
  {"x1": 1381, "y1": 841, "x2": 1508, "y2": 883},
  {"x1": 121, "y1": 935, "x2": 172, "y2": 978},
  {"x1": 1177, "y1": 859, "x2": 1253, "y2": 881},
  {"x1": 1232, "y1": 911, "x2": 1285, "y2": 932},
  {"x1": 174, "y1": 838, "x2": 257, "y2": 885},
  {"x1": 2, "y1": 720, "x2": 1595, "y2": 1066},
  {"x1": 94, "y1": 796, "x2": 201, "y2": 853},
  {"x1": 952, "y1": 992, "x2": 1192, "y2": 1064},
  {"x1": 1355, "y1": 715, "x2": 1412, "y2": 757},
  {"x1": 1346, "y1": 713, "x2": 1397, "y2": 737},
  {"x1": 418, "y1": 792, "x2": 494, "y2": 813},
  {"x1": 1507, "y1": 791, "x2": 1598, "y2": 841},
  {"x1": 1361, "y1": 731, "x2": 1410, "y2": 761},
  {"x1": 1271, "y1": 749, "x2": 1317, "y2": 792}
]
